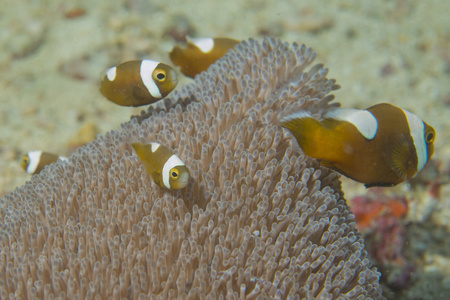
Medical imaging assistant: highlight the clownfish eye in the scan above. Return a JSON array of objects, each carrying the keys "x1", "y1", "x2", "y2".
[
  {"x1": 155, "y1": 70, "x2": 166, "y2": 81},
  {"x1": 20, "y1": 155, "x2": 30, "y2": 171},
  {"x1": 425, "y1": 127, "x2": 435, "y2": 144},
  {"x1": 426, "y1": 132, "x2": 434, "y2": 143},
  {"x1": 170, "y1": 168, "x2": 179, "y2": 179}
]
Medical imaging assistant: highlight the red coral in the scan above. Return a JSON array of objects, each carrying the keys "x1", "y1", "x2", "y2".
[
  {"x1": 350, "y1": 189, "x2": 408, "y2": 265},
  {"x1": 350, "y1": 190, "x2": 408, "y2": 230},
  {"x1": 350, "y1": 189, "x2": 415, "y2": 291}
]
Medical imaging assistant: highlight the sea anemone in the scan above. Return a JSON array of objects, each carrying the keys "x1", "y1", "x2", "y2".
[{"x1": 0, "y1": 38, "x2": 383, "y2": 299}]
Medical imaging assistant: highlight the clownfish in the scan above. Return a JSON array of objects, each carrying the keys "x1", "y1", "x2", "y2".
[
  {"x1": 100, "y1": 59, "x2": 178, "y2": 107},
  {"x1": 280, "y1": 103, "x2": 435, "y2": 187},
  {"x1": 21, "y1": 151, "x2": 68, "y2": 175},
  {"x1": 131, "y1": 142, "x2": 190, "y2": 190},
  {"x1": 169, "y1": 37, "x2": 239, "y2": 78}
]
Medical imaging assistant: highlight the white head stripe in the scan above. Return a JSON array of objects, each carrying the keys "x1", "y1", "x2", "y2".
[
  {"x1": 106, "y1": 66, "x2": 117, "y2": 81},
  {"x1": 189, "y1": 37, "x2": 214, "y2": 53},
  {"x1": 59, "y1": 157, "x2": 68, "y2": 162},
  {"x1": 26, "y1": 151, "x2": 43, "y2": 174},
  {"x1": 150, "y1": 142, "x2": 160, "y2": 152},
  {"x1": 326, "y1": 108, "x2": 378, "y2": 140},
  {"x1": 162, "y1": 154, "x2": 185, "y2": 189},
  {"x1": 403, "y1": 109, "x2": 427, "y2": 172},
  {"x1": 140, "y1": 60, "x2": 162, "y2": 99}
]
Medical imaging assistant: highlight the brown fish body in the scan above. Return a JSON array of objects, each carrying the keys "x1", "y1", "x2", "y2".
[
  {"x1": 131, "y1": 142, "x2": 190, "y2": 190},
  {"x1": 281, "y1": 103, "x2": 435, "y2": 187},
  {"x1": 21, "y1": 151, "x2": 68, "y2": 175},
  {"x1": 100, "y1": 60, "x2": 178, "y2": 107}
]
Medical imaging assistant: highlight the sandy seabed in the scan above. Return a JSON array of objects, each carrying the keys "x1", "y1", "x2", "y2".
[{"x1": 0, "y1": 0, "x2": 449, "y2": 299}]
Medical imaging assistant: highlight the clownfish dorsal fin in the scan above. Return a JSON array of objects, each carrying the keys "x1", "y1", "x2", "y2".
[{"x1": 389, "y1": 140, "x2": 412, "y2": 180}]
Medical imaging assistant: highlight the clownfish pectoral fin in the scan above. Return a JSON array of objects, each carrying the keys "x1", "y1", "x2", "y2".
[{"x1": 390, "y1": 140, "x2": 414, "y2": 180}]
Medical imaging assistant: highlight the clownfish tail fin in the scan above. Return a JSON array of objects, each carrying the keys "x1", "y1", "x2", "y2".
[
  {"x1": 279, "y1": 112, "x2": 326, "y2": 157},
  {"x1": 169, "y1": 46, "x2": 183, "y2": 66}
]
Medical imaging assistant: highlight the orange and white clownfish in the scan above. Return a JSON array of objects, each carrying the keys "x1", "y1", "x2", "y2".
[
  {"x1": 280, "y1": 103, "x2": 435, "y2": 187},
  {"x1": 21, "y1": 151, "x2": 68, "y2": 175},
  {"x1": 131, "y1": 142, "x2": 190, "y2": 190},
  {"x1": 100, "y1": 59, "x2": 178, "y2": 107},
  {"x1": 169, "y1": 37, "x2": 239, "y2": 78}
]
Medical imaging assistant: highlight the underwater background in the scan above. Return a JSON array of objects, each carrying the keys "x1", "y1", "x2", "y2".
[{"x1": 0, "y1": 0, "x2": 449, "y2": 298}]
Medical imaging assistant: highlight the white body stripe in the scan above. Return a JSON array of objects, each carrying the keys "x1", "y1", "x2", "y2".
[
  {"x1": 162, "y1": 154, "x2": 185, "y2": 189},
  {"x1": 326, "y1": 108, "x2": 378, "y2": 140},
  {"x1": 140, "y1": 60, "x2": 162, "y2": 99},
  {"x1": 26, "y1": 150, "x2": 43, "y2": 174},
  {"x1": 106, "y1": 66, "x2": 117, "y2": 81},
  {"x1": 150, "y1": 142, "x2": 160, "y2": 152},
  {"x1": 403, "y1": 109, "x2": 427, "y2": 172},
  {"x1": 188, "y1": 37, "x2": 214, "y2": 53}
]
